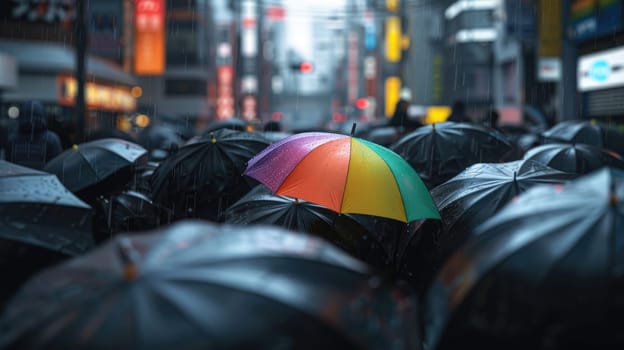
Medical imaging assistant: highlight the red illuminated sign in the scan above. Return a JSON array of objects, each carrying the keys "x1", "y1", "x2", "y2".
[
  {"x1": 265, "y1": 6, "x2": 286, "y2": 21},
  {"x1": 134, "y1": 0, "x2": 165, "y2": 75},
  {"x1": 216, "y1": 65, "x2": 235, "y2": 120}
]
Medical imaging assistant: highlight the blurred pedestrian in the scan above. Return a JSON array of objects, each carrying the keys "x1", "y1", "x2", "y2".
[
  {"x1": 483, "y1": 108, "x2": 500, "y2": 130},
  {"x1": 3, "y1": 100, "x2": 63, "y2": 170},
  {"x1": 389, "y1": 88, "x2": 422, "y2": 132},
  {"x1": 46, "y1": 112, "x2": 72, "y2": 149},
  {"x1": 264, "y1": 120, "x2": 282, "y2": 132},
  {"x1": 0, "y1": 122, "x2": 8, "y2": 159},
  {"x1": 447, "y1": 100, "x2": 472, "y2": 123}
]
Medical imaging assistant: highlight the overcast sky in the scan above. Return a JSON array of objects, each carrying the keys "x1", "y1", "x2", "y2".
[{"x1": 284, "y1": 0, "x2": 346, "y2": 58}]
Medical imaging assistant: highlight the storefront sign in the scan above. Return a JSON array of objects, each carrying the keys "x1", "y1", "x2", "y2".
[
  {"x1": 58, "y1": 75, "x2": 136, "y2": 112},
  {"x1": 538, "y1": 57, "x2": 561, "y2": 81},
  {"x1": 571, "y1": 0, "x2": 623, "y2": 42},
  {"x1": 134, "y1": 0, "x2": 165, "y2": 75},
  {"x1": 4, "y1": 0, "x2": 74, "y2": 24},
  {"x1": 216, "y1": 65, "x2": 235, "y2": 120},
  {"x1": 578, "y1": 46, "x2": 624, "y2": 91}
]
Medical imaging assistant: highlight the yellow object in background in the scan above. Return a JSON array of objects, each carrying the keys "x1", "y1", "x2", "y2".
[
  {"x1": 116, "y1": 115, "x2": 133, "y2": 132},
  {"x1": 385, "y1": 17, "x2": 401, "y2": 62},
  {"x1": 134, "y1": 114, "x2": 151, "y2": 128},
  {"x1": 424, "y1": 106, "x2": 452, "y2": 124},
  {"x1": 386, "y1": 0, "x2": 399, "y2": 12},
  {"x1": 385, "y1": 77, "x2": 401, "y2": 118}
]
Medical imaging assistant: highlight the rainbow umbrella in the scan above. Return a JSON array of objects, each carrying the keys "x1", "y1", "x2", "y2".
[{"x1": 244, "y1": 132, "x2": 440, "y2": 223}]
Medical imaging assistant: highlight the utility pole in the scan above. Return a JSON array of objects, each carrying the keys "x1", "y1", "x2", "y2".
[
  {"x1": 75, "y1": 0, "x2": 87, "y2": 142},
  {"x1": 560, "y1": 0, "x2": 578, "y2": 121}
]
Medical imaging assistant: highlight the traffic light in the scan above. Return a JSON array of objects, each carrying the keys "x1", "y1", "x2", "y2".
[
  {"x1": 289, "y1": 61, "x2": 314, "y2": 73},
  {"x1": 355, "y1": 98, "x2": 368, "y2": 110}
]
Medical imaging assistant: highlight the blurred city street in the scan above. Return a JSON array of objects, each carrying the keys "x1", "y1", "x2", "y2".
[{"x1": 1, "y1": 0, "x2": 624, "y2": 349}]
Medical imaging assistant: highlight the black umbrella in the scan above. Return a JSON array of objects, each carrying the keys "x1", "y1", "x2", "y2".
[
  {"x1": 523, "y1": 142, "x2": 624, "y2": 174},
  {"x1": 0, "y1": 221, "x2": 421, "y2": 350},
  {"x1": 137, "y1": 124, "x2": 183, "y2": 151},
  {"x1": 150, "y1": 128, "x2": 271, "y2": 221},
  {"x1": 44, "y1": 138, "x2": 148, "y2": 202},
  {"x1": 541, "y1": 120, "x2": 624, "y2": 156},
  {"x1": 0, "y1": 161, "x2": 94, "y2": 308},
  {"x1": 92, "y1": 190, "x2": 164, "y2": 244},
  {"x1": 85, "y1": 128, "x2": 136, "y2": 143},
  {"x1": 425, "y1": 168, "x2": 624, "y2": 350},
  {"x1": 391, "y1": 122, "x2": 512, "y2": 188},
  {"x1": 358, "y1": 126, "x2": 402, "y2": 147},
  {"x1": 223, "y1": 185, "x2": 391, "y2": 269},
  {"x1": 428, "y1": 159, "x2": 577, "y2": 271},
  {"x1": 203, "y1": 117, "x2": 248, "y2": 133},
  {"x1": 0, "y1": 160, "x2": 94, "y2": 255}
]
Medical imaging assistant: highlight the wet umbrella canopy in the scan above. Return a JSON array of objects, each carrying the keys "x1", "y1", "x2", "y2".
[
  {"x1": 541, "y1": 120, "x2": 624, "y2": 156},
  {"x1": 391, "y1": 122, "x2": 512, "y2": 188},
  {"x1": 357, "y1": 126, "x2": 402, "y2": 147},
  {"x1": 429, "y1": 159, "x2": 577, "y2": 269},
  {"x1": 0, "y1": 160, "x2": 93, "y2": 256},
  {"x1": 150, "y1": 128, "x2": 271, "y2": 221},
  {"x1": 137, "y1": 125, "x2": 183, "y2": 151},
  {"x1": 425, "y1": 168, "x2": 624, "y2": 350},
  {"x1": 203, "y1": 117, "x2": 248, "y2": 133},
  {"x1": 223, "y1": 185, "x2": 391, "y2": 269},
  {"x1": 0, "y1": 221, "x2": 421, "y2": 350},
  {"x1": 523, "y1": 142, "x2": 624, "y2": 174},
  {"x1": 92, "y1": 190, "x2": 163, "y2": 243},
  {"x1": 44, "y1": 138, "x2": 148, "y2": 200},
  {"x1": 0, "y1": 161, "x2": 94, "y2": 309},
  {"x1": 245, "y1": 132, "x2": 439, "y2": 223}
]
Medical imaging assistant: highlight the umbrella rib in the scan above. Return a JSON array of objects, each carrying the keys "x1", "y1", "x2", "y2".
[
  {"x1": 151, "y1": 274, "x2": 360, "y2": 349},
  {"x1": 337, "y1": 138, "x2": 354, "y2": 214},
  {"x1": 74, "y1": 149, "x2": 104, "y2": 183},
  {"x1": 532, "y1": 208, "x2": 608, "y2": 288}
]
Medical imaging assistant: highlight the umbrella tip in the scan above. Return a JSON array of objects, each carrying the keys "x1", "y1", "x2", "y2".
[
  {"x1": 610, "y1": 181, "x2": 619, "y2": 207},
  {"x1": 294, "y1": 197, "x2": 299, "y2": 204},
  {"x1": 350, "y1": 122, "x2": 357, "y2": 136},
  {"x1": 117, "y1": 237, "x2": 140, "y2": 281}
]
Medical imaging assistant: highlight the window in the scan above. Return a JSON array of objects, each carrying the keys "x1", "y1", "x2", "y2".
[{"x1": 165, "y1": 78, "x2": 207, "y2": 96}]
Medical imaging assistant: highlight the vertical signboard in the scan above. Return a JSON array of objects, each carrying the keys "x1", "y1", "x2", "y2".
[
  {"x1": 347, "y1": 32, "x2": 359, "y2": 104},
  {"x1": 216, "y1": 65, "x2": 235, "y2": 120},
  {"x1": 385, "y1": 16, "x2": 401, "y2": 63},
  {"x1": 385, "y1": 76, "x2": 401, "y2": 117},
  {"x1": 538, "y1": 0, "x2": 562, "y2": 81},
  {"x1": 240, "y1": 0, "x2": 258, "y2": 121},
  {"x1": 134, "y1": 0, "x2": 165, "y2": 75},
  {"x1": 539, "y1": 0, "x2": 562, "y2": 57}
]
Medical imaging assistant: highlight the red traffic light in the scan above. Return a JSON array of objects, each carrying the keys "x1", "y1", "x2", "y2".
[
  {"x1": 300, "y1": 62, "x2": 314, "y2": 73},
  {"x1": 355, "y1": 98, "x2": 368, "y2": 110}
]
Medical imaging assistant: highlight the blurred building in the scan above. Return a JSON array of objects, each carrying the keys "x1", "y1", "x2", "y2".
[
  {"x1": 402, "y1": 0, "x2": 445, "y2": 107},
  {"x1": 442, "y1": 0, "x2": 498, "y2": 120},
  {"x1": 136, "y1": 0, "x2": 215, "y2": 129},
  {"x1": 491, "y1": 0, "x2": 557, "y2": 126},
  {"x1": 0, "y1": 0, "x2": 137, "y2": 142}
]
